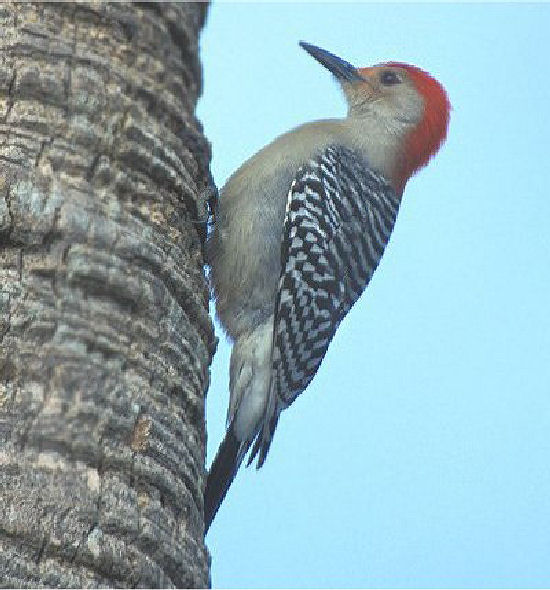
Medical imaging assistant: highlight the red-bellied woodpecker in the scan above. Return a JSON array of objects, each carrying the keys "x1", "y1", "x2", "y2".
[{"x1": 205, "y1": 41, "x2": 450, "y2": 532}]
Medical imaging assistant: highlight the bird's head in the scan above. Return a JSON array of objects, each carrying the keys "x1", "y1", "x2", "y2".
[{"x1": 300, "y1": 41, "x2": 451, "y2": 193}]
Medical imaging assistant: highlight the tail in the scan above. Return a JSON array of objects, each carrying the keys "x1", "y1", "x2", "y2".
[
  {"x1": 204, "y1": 427, "x2": 244, "y2": 533},
  {"x1": 247, "y1": 392, "x2": 283, "y2": 469}
]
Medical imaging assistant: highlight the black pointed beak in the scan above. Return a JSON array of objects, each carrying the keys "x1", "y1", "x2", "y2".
[{"x1": 300, "y1": 41, "x2": 363, "y2": 83}]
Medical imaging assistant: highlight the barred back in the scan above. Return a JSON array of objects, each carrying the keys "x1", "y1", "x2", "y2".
[{"x1": 253, "y1": 145, "x2": 401, "y2": 466}]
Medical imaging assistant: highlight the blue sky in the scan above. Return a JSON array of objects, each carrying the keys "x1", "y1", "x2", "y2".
[{"x1": 197, "y1": 3, "x2": 550, "y2": 588}]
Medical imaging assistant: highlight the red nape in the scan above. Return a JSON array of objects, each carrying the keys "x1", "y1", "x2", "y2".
[{"x1": 386, "y1": 62, "x2": 451, "y2": 194}]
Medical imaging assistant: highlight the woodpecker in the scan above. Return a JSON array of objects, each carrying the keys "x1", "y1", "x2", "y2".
[{"x1": 205, "y1": 41, "x2": 450, "y2": 532}]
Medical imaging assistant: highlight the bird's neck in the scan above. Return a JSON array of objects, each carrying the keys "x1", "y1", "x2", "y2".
[{"x1": 341, "y1": 117, "x2": 408, "y2": 196}]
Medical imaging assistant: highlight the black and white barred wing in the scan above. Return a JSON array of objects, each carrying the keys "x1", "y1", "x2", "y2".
[{"x1": 253, "y1": 145, "x2": 400, "y2": 466}]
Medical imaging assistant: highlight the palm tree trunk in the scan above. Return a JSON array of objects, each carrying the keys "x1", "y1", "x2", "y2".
[{"x1": 0, "y1": 3, "x2": 214, "y2": 587}]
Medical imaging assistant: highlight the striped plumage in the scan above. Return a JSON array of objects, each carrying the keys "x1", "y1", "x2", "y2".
[{"x1": 250, "y1": 145, "x2": 399, "y2": 467}]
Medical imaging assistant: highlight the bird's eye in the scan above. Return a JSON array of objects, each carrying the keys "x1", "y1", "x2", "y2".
[{"x1": 380, "y1": 70, "x2": 400, "y2": 85}]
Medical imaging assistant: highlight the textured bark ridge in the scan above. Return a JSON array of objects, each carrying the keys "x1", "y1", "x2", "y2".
[{"x1": 0, "y1": 3, "x2": 214, "y2": 587}]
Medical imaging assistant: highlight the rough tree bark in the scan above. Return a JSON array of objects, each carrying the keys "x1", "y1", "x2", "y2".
[{"x1": 0, "y1": 3, "x2": 215, "y2": 587}]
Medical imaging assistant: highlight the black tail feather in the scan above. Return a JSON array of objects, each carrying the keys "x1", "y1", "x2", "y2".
[
  {"x1": 204, "y1": 428, "x2": 241, "y2": 533},
  {"x1": 247, "y1": 410, "x2": 280, "y2": 469}
]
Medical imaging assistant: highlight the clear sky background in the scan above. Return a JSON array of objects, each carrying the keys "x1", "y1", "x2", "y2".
[{"x1": 197, "y1": 3, "x2": 550, "y2": 588}]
